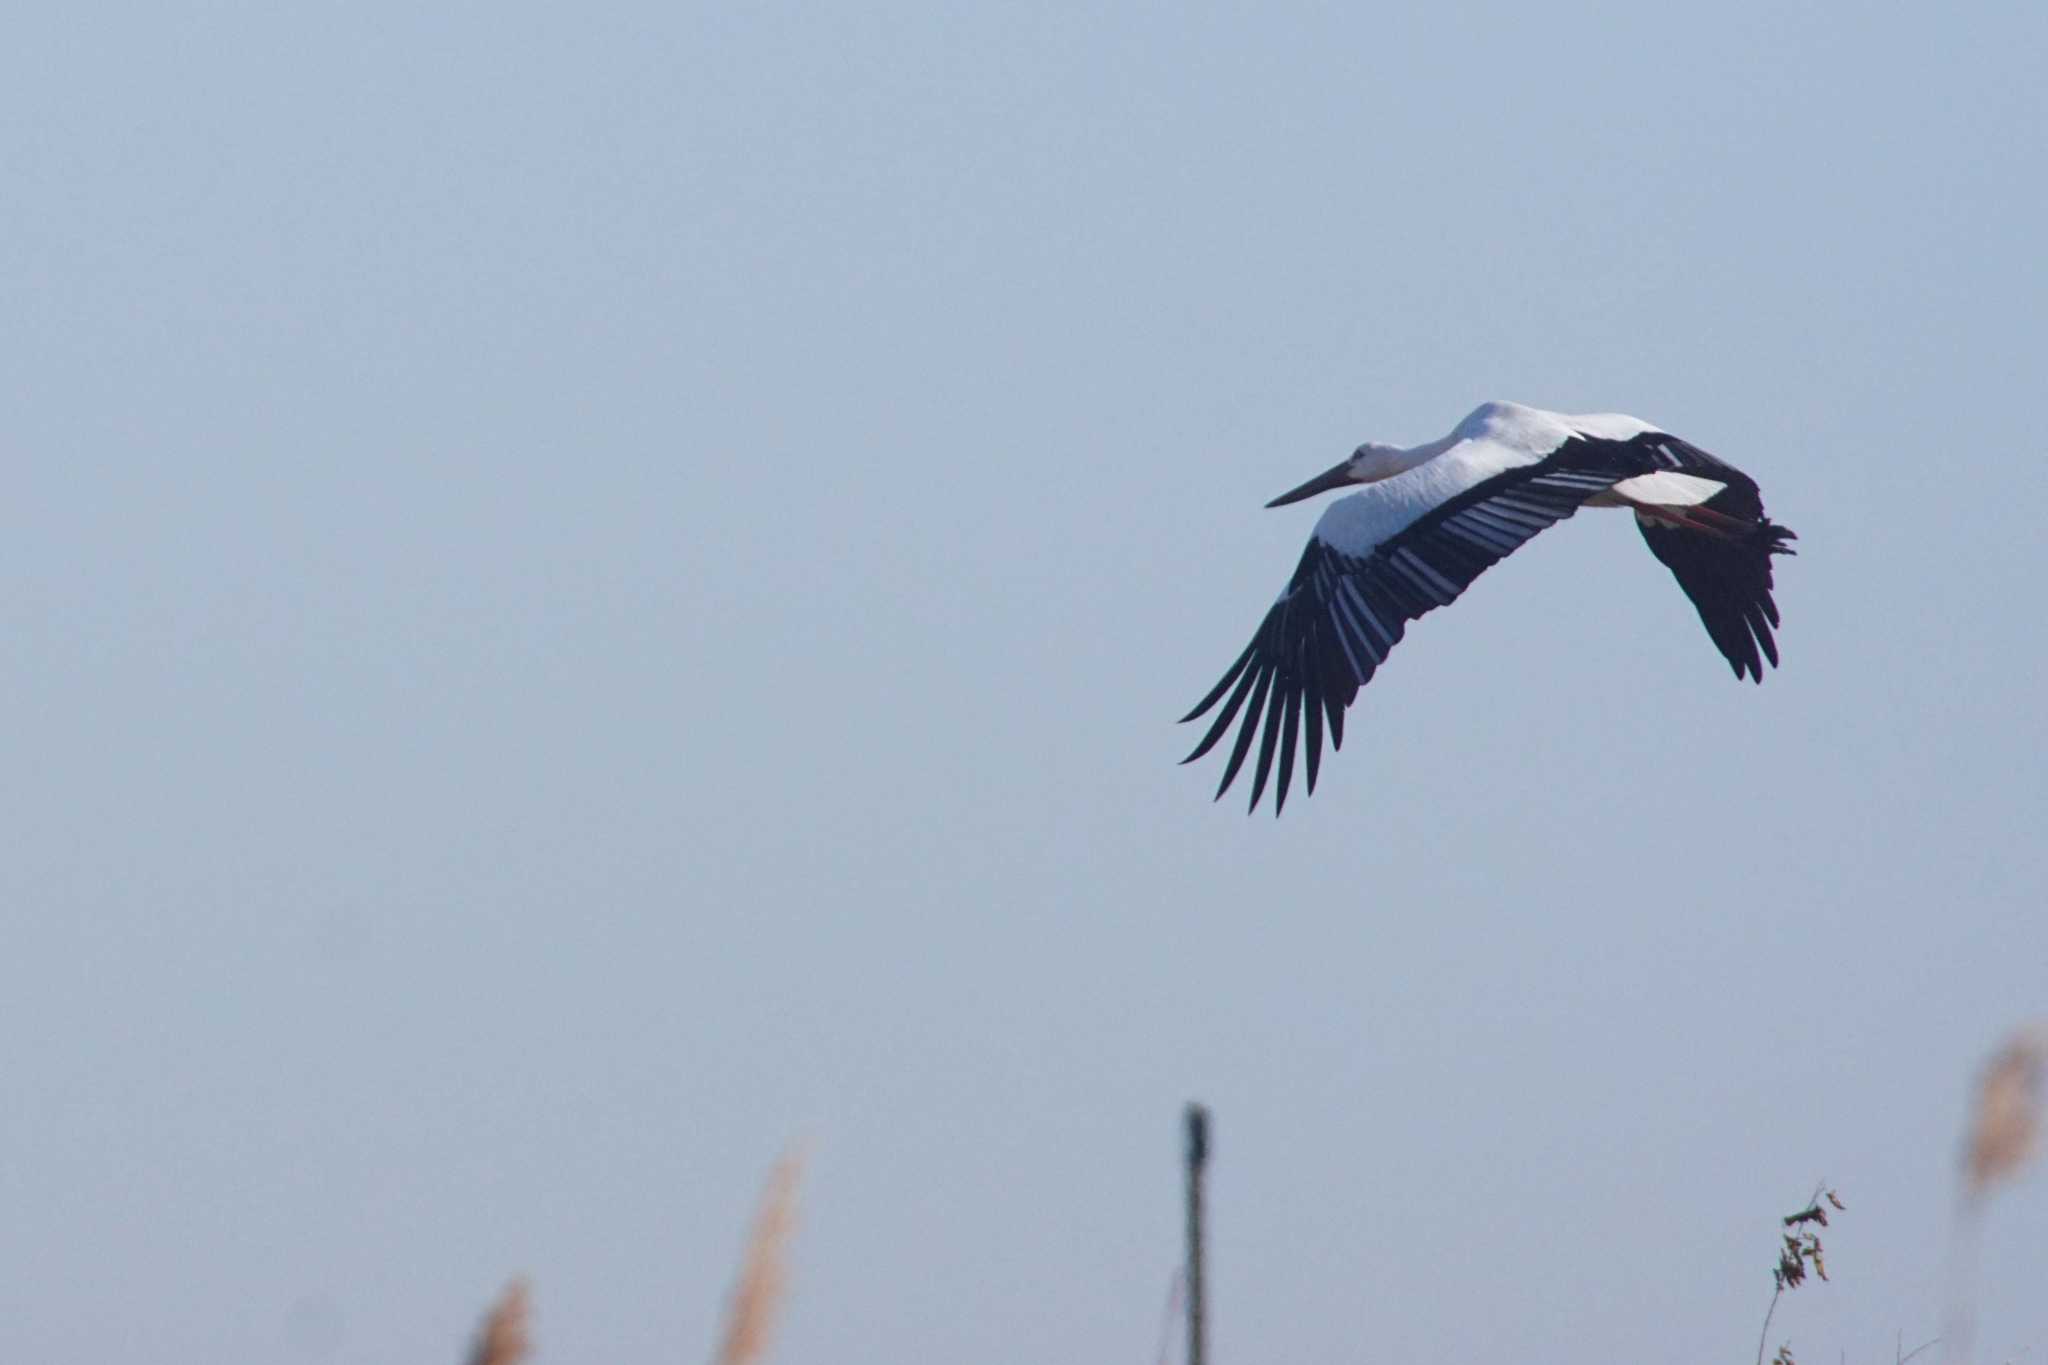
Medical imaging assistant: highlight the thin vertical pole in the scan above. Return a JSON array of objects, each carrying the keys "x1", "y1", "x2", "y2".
[{"x1": 1184, "y1": 1103, "x2": 1210, "y2": 1365}]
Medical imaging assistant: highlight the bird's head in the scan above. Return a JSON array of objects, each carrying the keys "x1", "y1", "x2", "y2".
[{"x1": 1265, "y1": 443, "x2": 1406, "y2": 507}]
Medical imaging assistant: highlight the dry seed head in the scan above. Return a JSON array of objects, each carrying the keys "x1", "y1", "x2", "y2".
[
  {"x1": 714, "y1": 1147, "x2": 806, "y2": 1365},
  {"x1": 1964, "y1": 1027, "x2": 2045, "y2": 1191},
  {"x1": 466, "y1": 1279, "x2": 531, "y2": 1365}
]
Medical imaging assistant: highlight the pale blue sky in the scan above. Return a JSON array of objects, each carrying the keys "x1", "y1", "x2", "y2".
[{"x1": 3, "y1": 3, "x2": 2045, "y2": 1362}]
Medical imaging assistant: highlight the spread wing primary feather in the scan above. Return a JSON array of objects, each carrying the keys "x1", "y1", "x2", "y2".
[
  {"x1": 1626, "y1": 436, "x2": 1797, "y2": 682},
  {"x1": 1182, "y1": 436, "x2": 1638, "y2": 814}
]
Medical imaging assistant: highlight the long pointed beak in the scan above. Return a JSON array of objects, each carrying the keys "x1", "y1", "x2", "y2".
[{"x1": 1265, "y1": 459, "x2": 1357, "y2": 508}]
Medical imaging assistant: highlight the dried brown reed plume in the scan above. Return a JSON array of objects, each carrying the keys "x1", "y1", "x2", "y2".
[
  {"x1": 1943, "y1": 1023, "x2": 2045, "y2": 1365},
  {"x1": 1756, "y1": 1184, "x2": 1845, "y2": 1365},
  {"x1": 465, "y1": 1278, "x2": 532, "y2": 1365},
  {"x1": 713, "y1": 1147, "x2": 806, "y2": 1365},
  {"x1": 1962, "y1": 1026, "x2": 2044, "y2": 1193}
]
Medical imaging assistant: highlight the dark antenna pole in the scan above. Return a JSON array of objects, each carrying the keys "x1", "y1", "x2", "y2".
[{"x1": 1184, "y1": 1103, "x2": 1210, "y2": 1365}]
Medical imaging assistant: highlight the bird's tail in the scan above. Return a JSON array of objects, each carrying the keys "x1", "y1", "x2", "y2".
[{"x1": 1650, "y1": 502, "x2": 1798, "y2": 554}]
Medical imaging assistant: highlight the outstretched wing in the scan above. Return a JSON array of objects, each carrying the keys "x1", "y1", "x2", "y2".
[
  {"x1": 1629, "y1": 436, "x2": 1797, "y2": 683},
  {"x1": 1182, "y1": 435, "x2": 1655, "y2": 814}
]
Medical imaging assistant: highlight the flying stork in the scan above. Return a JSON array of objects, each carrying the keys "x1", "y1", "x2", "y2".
[{"x1": 1183, "y1": 401, "x2": 1795, "y2": 814}]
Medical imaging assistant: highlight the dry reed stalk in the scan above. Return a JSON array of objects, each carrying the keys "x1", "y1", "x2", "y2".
[
  {"x1": 1153, "y1": 1269, "x2": 1186, "y2": 1365},
  {"x1": 712, "y1": 1147, "x2": 806, "y2": 1365},
  {"x1": 465, "y1": 1278, "x2": 532, "y2": 1365}
]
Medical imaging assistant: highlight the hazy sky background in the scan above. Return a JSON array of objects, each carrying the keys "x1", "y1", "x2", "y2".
[{"x1": 3, "y1": 3, "x2": 2044, "y2": 1361}]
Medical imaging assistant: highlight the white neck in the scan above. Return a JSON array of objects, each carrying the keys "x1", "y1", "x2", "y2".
[{"x1": 1354, "y1": 438, "x2": 1450, "y2": 483}]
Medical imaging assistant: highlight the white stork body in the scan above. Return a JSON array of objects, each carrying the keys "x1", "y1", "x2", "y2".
[{"x1": 1184, "y1": 401, "x2": 1795, "y2": 813}]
